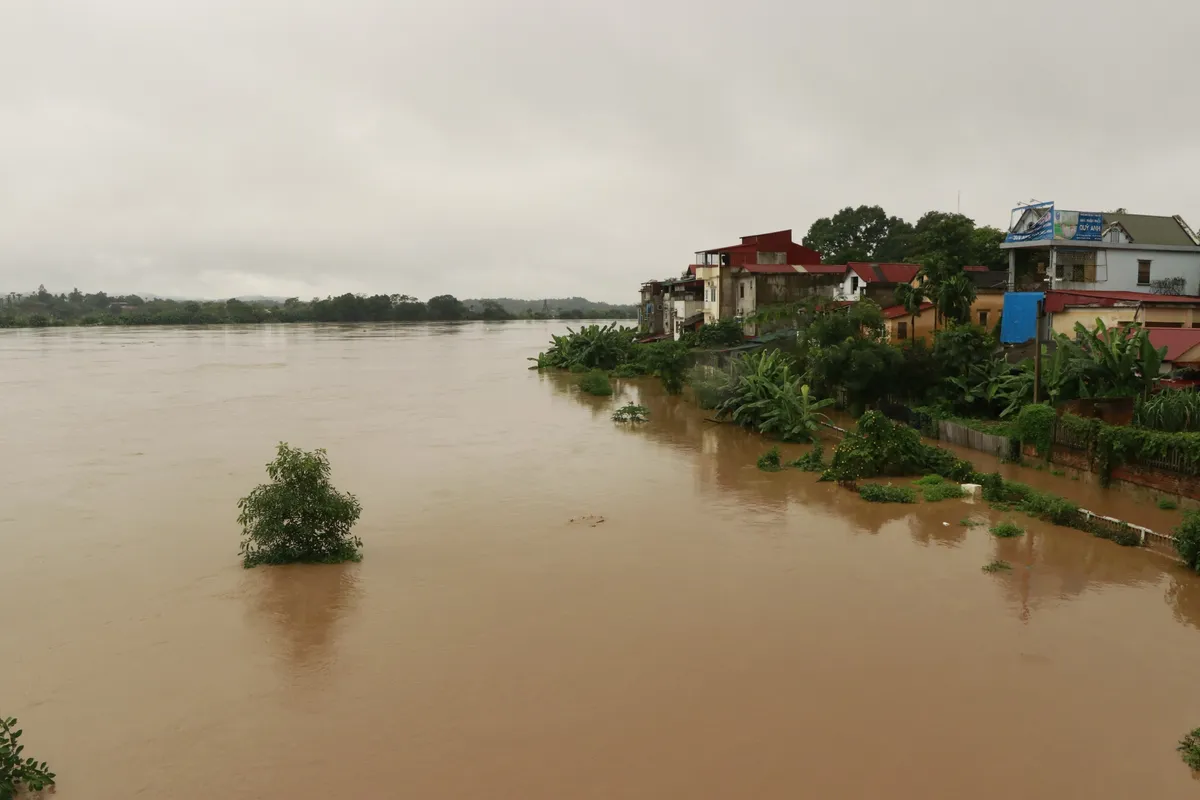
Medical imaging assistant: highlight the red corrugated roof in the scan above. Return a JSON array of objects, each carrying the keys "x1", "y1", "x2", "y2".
[
  {"x1": 1148, "y1": 329, "x2": 1200, "y2": 361},
  {"x1": 963, "y1": 265, "x2": 989, "y2": 272},
  {"x1": 1044, "y1": 290, "x2": 1200, "y2": 313},
  {"x1": 739, "y1": 263, "x2": 801, "y2": 274},
  {"x1": 847, "y1": 262, "x2": 920, "y2": 284},
  {"x1": 882, "y1": 301, "x2": 934, "y2": 319},
  {"x1": 800, "y1": 264, "x2": 849, "y2": 274}
]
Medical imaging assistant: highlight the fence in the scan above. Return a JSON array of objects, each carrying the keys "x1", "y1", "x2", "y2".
[{"x1": 937, "y1": 420, "x2": 1012, "y2": 459}]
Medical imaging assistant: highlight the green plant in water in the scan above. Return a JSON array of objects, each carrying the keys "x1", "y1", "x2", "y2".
[
  {"x1": 858, "y1": 483, "x2": 917, "y2": 503},
  {"x1": 1178, "y1": 727, "x2": 1200, "y2": 772},
  {"x1": 981, "y1": 560, "x2": 1012, "y2": 573},
  {"x1": 757, "y1": 446, "x2": 783, "y2": 472},
  {"x1": 1050, "y1": 469, "x2": 1065, "y2": 477},
  {"x1": 685, "y1": 365, "x2": 732, "y2": 410},
  {"x1": 758, "y1": 383, "x2": 835, "y2": 443},
  {"x1": 238, "y1": 443, "x2": 363, "y2": 568},
  {"x1": 990, "y1": 521, "x2": 1024, "y2": 538},
  {"x1": 1, "y1": 716, "x2": 56, "y2": 800},
  {"x1": 578, "y1": 370, "x2": 613, "y2": 396},
  {"x1": 1014, "y1": 404, "x2": 1056, "y2": 458},
  {"x1": 789, "y1": 443, "x2": 825, "y2": 472},
  {"x1": 530, "y1": 323, "x2": 639, "y2": 371},
  {"x1": 611, "y1": 363, "x2": 644, "y2": 379},
  {"x1": 1158, "y1": 497, "x2": 1179, "y2": 511},
  {"x1": 922, "y1": 482, "x2": 965, "y2": 502},
  {"x1": 913, "y1": 474, "x2": 944, "y2": 487},
  {"x1": 612, "y1": 403, "x2": 649, "y2": 423},
  {"x1": 1174, "y1": 511, "x2": 1200, "y2": 572},
  {"x1": 960, "y1": 517, "x2": 984, "y2": 527}
]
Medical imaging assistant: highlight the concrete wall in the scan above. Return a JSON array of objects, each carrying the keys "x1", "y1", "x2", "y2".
[
  {"x1": 1049, "y1": 306, "x2": 1200, "y2": 335},
  {"x1": 1055, "y1": 247, "x2": 1200, "y2": 293}
]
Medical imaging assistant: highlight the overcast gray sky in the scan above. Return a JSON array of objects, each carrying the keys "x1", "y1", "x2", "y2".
[{"x1": 1, "y1": 0, "x2": 1197, "y2": 302}]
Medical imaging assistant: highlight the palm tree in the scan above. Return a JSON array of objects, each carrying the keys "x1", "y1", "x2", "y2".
[
  {"x1": 934, "y1": 272, "x2": 977, "y2": 327},
  {"x1": 893, "y1": 283, "x2": 927, "y2": 341}
]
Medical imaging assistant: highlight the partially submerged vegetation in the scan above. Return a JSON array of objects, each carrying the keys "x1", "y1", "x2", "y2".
[
  {"x1": 1, "y1": 716, "x2": 55, "y2": 799},
  {"x1": 1176, "y1": 512, "x2": 1200, "y2": 572},
  {"x1": 921, "y1": 482, "x2": 965, "y2": 502},
  {"x1": 981, "y1": 560, "x2": 1012, "y2": 573},
  {"x1": 238, "y1": 444, "x2": 363, "y2": 568},
  {"x1": 1178, "y1": 727, "x2": 1200, "y2": 772},
  {"x1": 789, "y1": 444, "x2": 826, "y2": 472},
  {"x1": 579, "y1": 370, "x2": 614, "y2": 397},
  {"x1": 612, "y1": 403, "x2": 649, "y2": 423},
  {"x1": 990, "y1": 521, "x2": 1025, "y2": 538},
  {"x1": 858, "y1": 484, "x2": 917, "y2": 504},
  {"x1": 757, "y1": 447, "x2": 783, "y2": 472}
]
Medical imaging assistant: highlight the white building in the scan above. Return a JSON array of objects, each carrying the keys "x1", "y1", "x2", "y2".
[{"x1": 1003, "y1": 206, "x2": 1200, "y2": 294}]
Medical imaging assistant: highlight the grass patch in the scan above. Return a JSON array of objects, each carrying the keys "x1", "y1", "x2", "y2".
[
  {"x1": 858, "y1": 484, "x2": 917, "y2": 504},
  {"x1": 981, "y1": 560, "x2": 1012, "y2": 573},
  {"x1": 757, "y1": 446, "x2": 783, "y2": 472},
  {"x1": 922, "y1": 483, "x2": 966, "y2": 502},
  {"x1": 579, "y1": 370, "x2": 613, "y2": 396},
  {"x1": 1158, "y1": 497, "x2": 1179, "y2": 511},
  {"x1": 913, "y1": 474, "x2": 944, "y2": 487},
  {"x1": 1179, "y1": 728, "x2": 1200, "y2": 771},
  {"x1": 990, "y1": 521, "x2": 1025, "y2": 538}
]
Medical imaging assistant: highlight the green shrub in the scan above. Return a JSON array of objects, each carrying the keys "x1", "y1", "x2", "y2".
[
  {"x1": 568, "y1": 362, "x2": 589, "y2": 373},
  {"x1": 1111, "y1": 526, "x2": 1142, "y2": 547},
  {"x1": 990, "y1": 521, "x2": 1025, "y2": 538},
  {"x1": 579, "y1": 370, "x2": 613, "y2": 396},
  {"x1": 1178, "y1": 727, "x2": 1200, "y2": 771},
  {"x1": 922, "y1": 483, "x2": 966, "y2": 502},
  {"x1": 858, "y1": 484, "x2": 917, "y2": 503},
  {"x1": 960, "y1": 517, "x2": 984, "y2": 527},
  {"x1": 1, "y1": 717, "x2": 56, "y2": 798},
  {"x1": 1139, "y1": 389, "x2": 1200, "y2": 432},
  {"x1": 757, "y1": 446, "x2": 783, "y2": 472},
  {"x1": 913, "y1": 474, "x2": 944, "y2": 487},
  {"x1": 1174, "y1": 511, "x2": 1200, "y2": 571},
  {"x1": 789, "y1": 443, "x2": 825, "y2": 472},
  {"x1": 612, "y1": 363, "x2": 644, "y2": 378},
  {"x1": 612, "y1": 403, "x2": 649, "y2": 423},
  {"x1": 636, "y1": 340, "x2": 690, "y2": 394},
  {"x1": 1015, "y1": 404, "x2": 1056, "y2": 458},
  {"x1": 238, "y1": 443, "x2": 363, "y2": 568},
  {"x1": 1158, "y1": 497, "x2": 1179, "y2": 511},
  {"x1": 531, "y1": 323, "x2": 639, "y2": 371},
  {"x1": 982, "y1": 560, "x2": 1012, "y2": 573},
  {"x1": 695, "y1": 318, "x2": 745, "y2": 348}
]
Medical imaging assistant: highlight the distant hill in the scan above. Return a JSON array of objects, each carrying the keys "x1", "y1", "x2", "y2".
[{"x1": 465, "y1": 297, "x2": 637, "y2": 316}]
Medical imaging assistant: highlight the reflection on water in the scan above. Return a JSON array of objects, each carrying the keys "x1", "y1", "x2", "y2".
[
  {"x1": 245, "y1": 564, "x2": 361, "y2": 674},
  {"x1": 4, "y1": 322, "x2": 1200, "y2": 799}
]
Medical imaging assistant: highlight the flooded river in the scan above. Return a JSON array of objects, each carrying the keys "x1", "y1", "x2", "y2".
[{"x1": 4, "y1": 322, "x2": 1200, "y2": 798}]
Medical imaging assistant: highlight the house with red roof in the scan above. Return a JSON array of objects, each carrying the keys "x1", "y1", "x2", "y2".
[
  {"x1": 1044, "y1": 289, "x2": 1200, "y2": 337},
  {"x1": 692, "y1": 230, "x2": 836, "y2": 334}
]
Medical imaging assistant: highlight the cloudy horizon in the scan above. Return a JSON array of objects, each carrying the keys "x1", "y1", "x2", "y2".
[{"x1": 2, "y1": 0, "x2": 1198, "y2": 303}]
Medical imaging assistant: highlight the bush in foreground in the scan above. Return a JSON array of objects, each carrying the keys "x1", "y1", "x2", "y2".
[
  {"x1": 922, "y1": 483, "x2": 965, "y2": 502},
  {"x1": 858, "y1": 484, "x2": 917, "y2": 504},
  {"x1": 612, "y1": 403, "x2": 649, "y2": 423},
  {"x1": 789, "y1": 443, "x2": 825, "y2": 472},
  {"x1": 1, "y1": 716, "x2": 56, "y2": 798},
  {"x1": 579, "y1": 370, "x2": 613, "y2": 396},
  {"x1": 238, "y1": 443, "x2": 363, "y2": 568}
]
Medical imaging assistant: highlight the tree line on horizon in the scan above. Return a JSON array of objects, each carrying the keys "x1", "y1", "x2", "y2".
[{"x1": 0, "y1": 288, "x2": 637, "y2": 328}]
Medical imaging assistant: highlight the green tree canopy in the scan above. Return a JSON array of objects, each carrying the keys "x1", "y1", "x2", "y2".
[{"x1": 802, "y1": 205, "x2": 914, "y2": 264}]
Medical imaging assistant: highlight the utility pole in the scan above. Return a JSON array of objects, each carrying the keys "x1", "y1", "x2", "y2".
[{"x1": 1033, "y1": 299, "x2": 1044, "y2": 404}]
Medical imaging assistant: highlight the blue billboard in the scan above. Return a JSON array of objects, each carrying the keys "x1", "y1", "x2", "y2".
[{"x1": 1006, "y1": 203, "x2": 1103, "y2": 243}]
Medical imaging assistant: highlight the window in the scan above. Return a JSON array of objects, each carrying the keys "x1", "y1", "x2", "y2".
[
  {"x1": 896, "y1": 321, "x2": 907, "y2": 340},
  {"x1": 1071, "y1": 263, "x2": 1085, "y2": 282},
  {"x1": 978, "y1": 310, "x2": 989, "y2": 327},
  {"x1": 739, "y1": 284, "x2": 745, "y2": 299},
  {"x1": 851, "y1": 276, "x2": 860, "y2": 292},
  {"x1": 1138, "y1": 260, "x2": 1152, "y2": 285}
]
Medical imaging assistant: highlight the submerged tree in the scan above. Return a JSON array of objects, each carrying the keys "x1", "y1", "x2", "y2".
[{"x1": 238, "y1": 444, "x2": 363, "y2": 568}]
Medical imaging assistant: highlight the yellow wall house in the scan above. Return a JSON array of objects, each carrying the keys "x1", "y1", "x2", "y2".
[
  {"x1": 1044, "y1": 290, "x2": 1200, "y2": 335},
  {"x1": 883, "y1": 269, "x2": 1007, "y2": 344}
]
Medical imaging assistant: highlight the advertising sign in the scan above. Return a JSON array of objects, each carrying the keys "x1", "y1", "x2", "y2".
[
  {"x1": 1053, "y1": 209, "x2": 1103, "y2": 241},
  {"x1": 1006, "y1": 202, "x2": 1054, "y2": 242},
  {"x1": 1006, "y1": 202, "x2": 1103, "y2": 243}
]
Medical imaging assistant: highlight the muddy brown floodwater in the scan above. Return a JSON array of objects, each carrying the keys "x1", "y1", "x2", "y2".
[{"x1": 4, "y1": 323, "x2": 1200, "y2": 799}]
